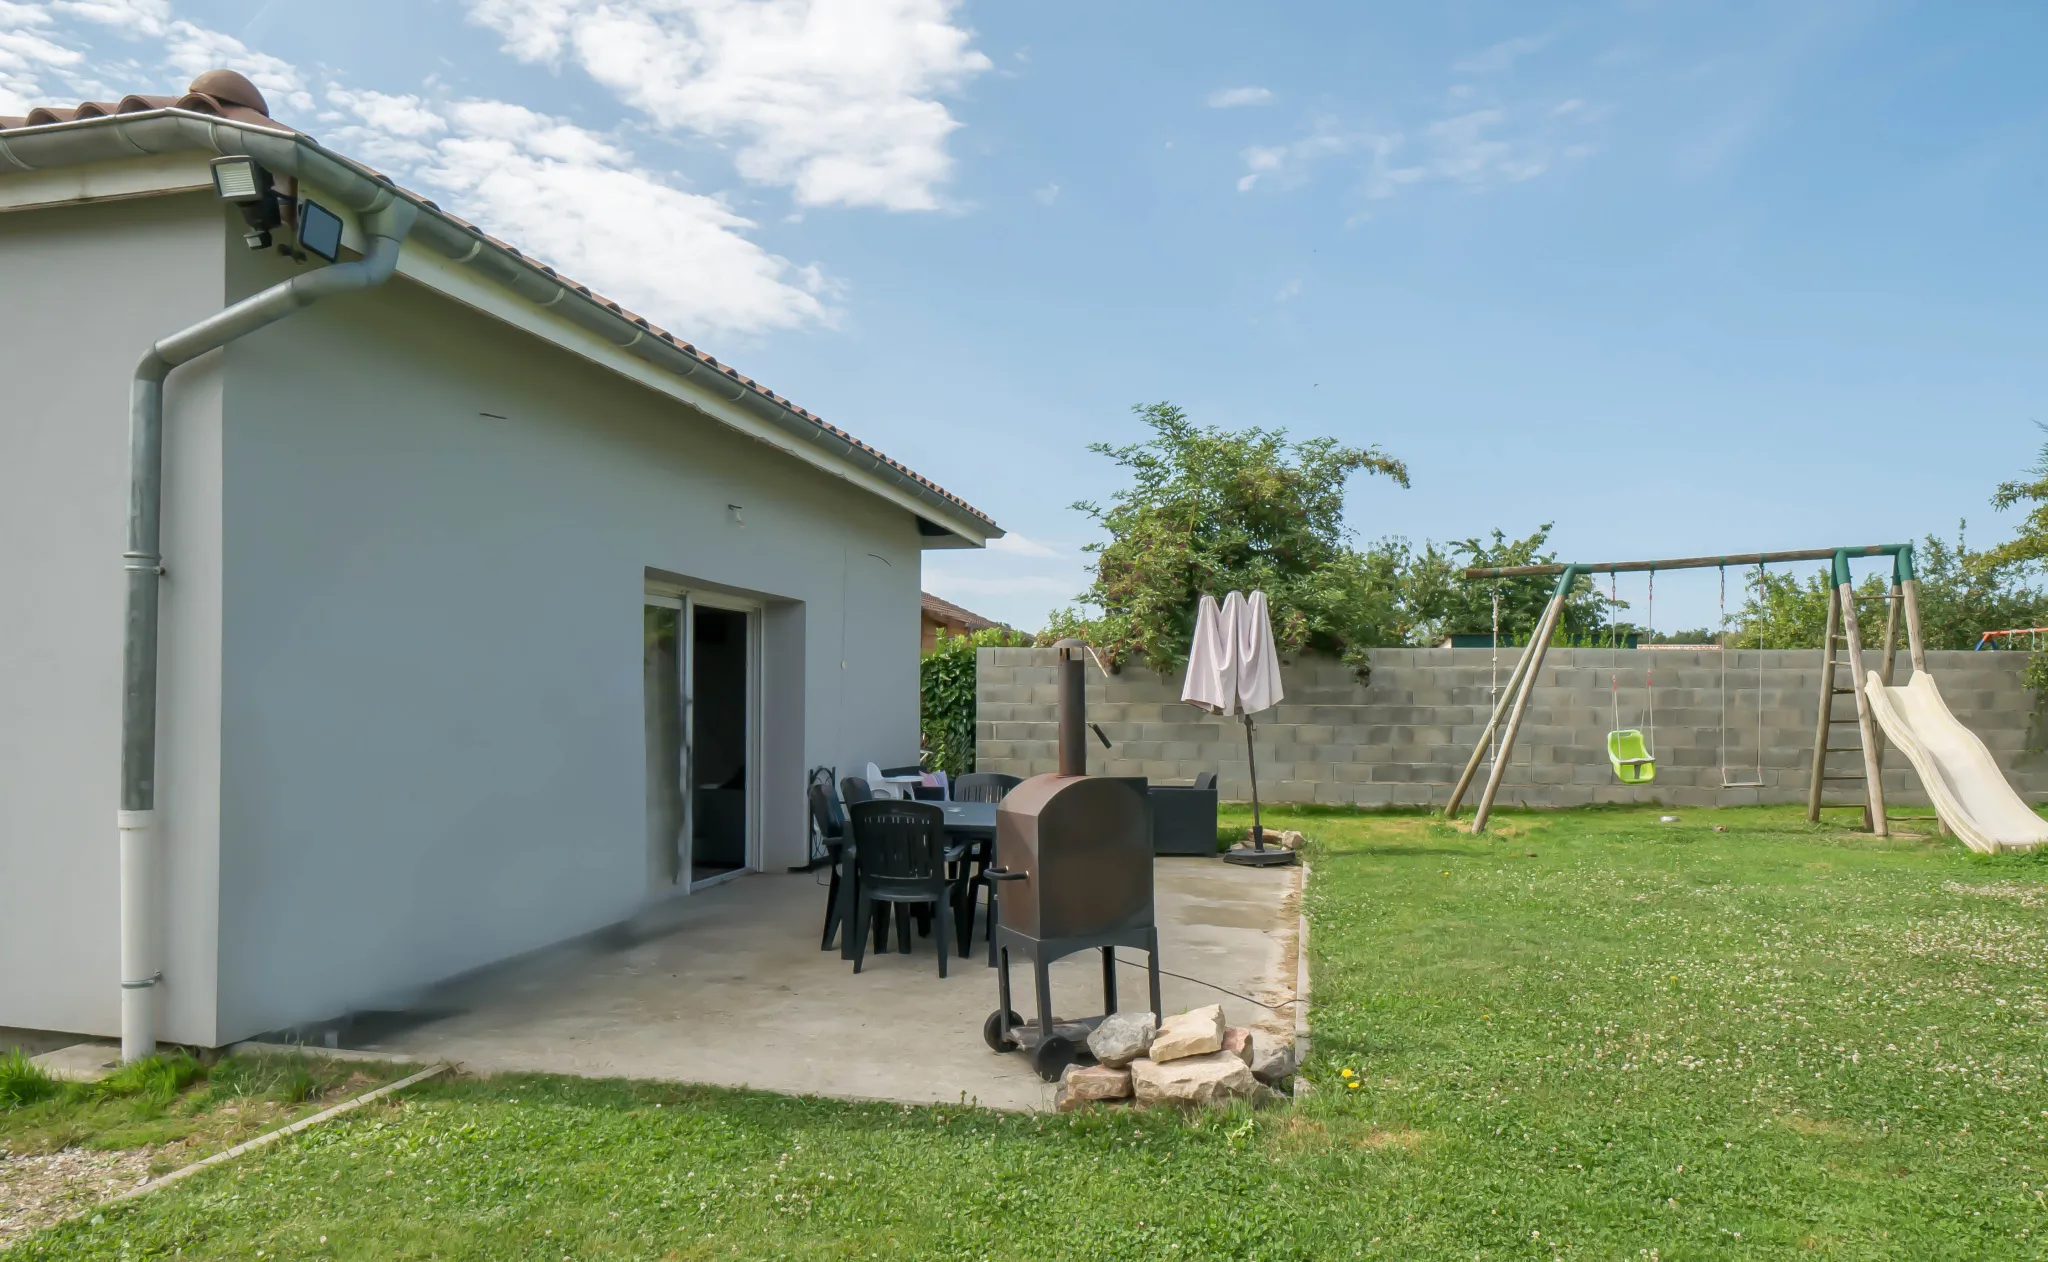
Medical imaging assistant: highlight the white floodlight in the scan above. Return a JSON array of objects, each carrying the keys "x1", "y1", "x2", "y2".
[
  {"x1": 209, "y1": 156, "x2": 270, "y2": 203},
  {"x1": 209, "y1": 156, "x2": 282, "y2": 249}
]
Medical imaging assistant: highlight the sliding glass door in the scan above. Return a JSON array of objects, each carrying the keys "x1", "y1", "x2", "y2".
[{"x1": 645, "y1": 587, "x2": 759, "y2": 892}]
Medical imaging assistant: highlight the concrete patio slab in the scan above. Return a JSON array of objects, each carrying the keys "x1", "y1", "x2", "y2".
[
  {"x1": 28, "y1": 1042, "x2": 119, "y2": 1083},
  {"x1": 341, "y1": 858, "x2": 1302, "y2": 1112}
]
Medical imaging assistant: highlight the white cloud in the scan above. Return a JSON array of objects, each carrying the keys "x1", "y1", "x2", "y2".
[
  {"x1": 1425, "y1": 109, "x2": 1548, "y2": 186},
  {"x1": 465, "y1": 0, "x2": 990, "y2": 211},
  {"x1": 325, "y1": 86, "x2": 446, "y2": 141},
  {"x1": 52, "y1": 0, "x2": 168, "y2": 37},
  {"x1": 1032, "y1": 181, "x2": 1058, "y2": 205},
  {"x1": 1274, "y1": 278, "x2": 1301, "y2": 302},
  {"x1": 161, "y1": 20, "x2": 311, "y2": 112},
  {"x1": 1453, "y1": 32, "x2": 1553, "y2": 75},
  {"x1": 0, "y1": 18, "x2": 81, "y2": 117},
  {"x1": 986, "y1": 532, "x2": 1062, "y2": 559},
  {"x1": 329, "y1": 92, "x2": 836, "y2": 338},
  {"x1": 1235, "y1": 126, "x2": 1388, "y2": 193},
  {"x1": 1236, "y1": 92, "x2": 1600, "y2": 201},
  {"x1": 1207, "y1": 85, "x2": 1271, "y2": 108},
  {"x1": 3, "y1": 0, "x2": 839, "y2": 340}
]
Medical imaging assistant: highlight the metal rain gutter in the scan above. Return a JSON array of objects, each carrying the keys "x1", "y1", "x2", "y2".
[{"x1": 0, "y1": 110, "x2": 998, "y2": 545}]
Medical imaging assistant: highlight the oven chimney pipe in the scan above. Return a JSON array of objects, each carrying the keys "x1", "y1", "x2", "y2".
[{"x1": 1055, "y1": 639, "x2": 1086, "y2": 777}]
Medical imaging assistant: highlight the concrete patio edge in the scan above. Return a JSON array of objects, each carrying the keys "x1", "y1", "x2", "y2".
[{"x1": 1294, "y1": 862, "x2": 1312, "y2": 1065}]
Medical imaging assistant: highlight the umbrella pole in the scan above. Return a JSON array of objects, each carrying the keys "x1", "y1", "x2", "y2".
[{"x1": 1244, "y1": 712, "x2": 1265, "y2": 850}]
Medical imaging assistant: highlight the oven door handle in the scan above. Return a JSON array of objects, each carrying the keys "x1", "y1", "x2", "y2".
[{"x1": 983, "y1": 868, "x2": 1028, "y2": 882}]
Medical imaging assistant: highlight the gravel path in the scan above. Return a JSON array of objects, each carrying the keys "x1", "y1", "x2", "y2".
[{"x1": 0, "y1": 1147, "x2": 156, "y2": 1248}]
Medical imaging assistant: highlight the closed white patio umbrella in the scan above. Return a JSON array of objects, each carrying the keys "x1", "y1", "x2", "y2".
[
  {"x1": 1180, "y1": 590, "x2": 1294, "y2": 866},
  {"x1": 1180, "y1": 593, "x2": 1236, "y2": 716}
]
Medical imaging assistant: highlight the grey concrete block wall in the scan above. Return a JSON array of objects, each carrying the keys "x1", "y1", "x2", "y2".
[{"x1": 975, "y1": 647, "x2": 2048, "y2": 810}]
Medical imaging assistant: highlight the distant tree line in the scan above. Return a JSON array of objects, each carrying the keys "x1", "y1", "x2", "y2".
[{"x1": 1039, "y1": 404, "x2": 2048, "y2": 673}]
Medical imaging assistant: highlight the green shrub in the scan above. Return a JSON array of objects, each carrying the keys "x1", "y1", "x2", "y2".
[
  {"x1": 0, "y1": 1047, "x2": 60, "y2": 1109},
  {"x1": 201, "y1": 1051, "x2": 319, "y2": 1104},
  {"x1": 920, "y1": 626, "x2": 1031, "y2": 778},
  {"x1": 85, "y1": 1052, "x2": 204, "y2": 1106}
]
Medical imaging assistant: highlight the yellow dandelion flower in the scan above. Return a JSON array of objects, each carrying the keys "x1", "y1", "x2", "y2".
[
  {"x1": 1340, "y1": 1068, "x2": 1355, "y2": 1078},
  {"x1": 1347, "y1": 1081, "x2": 1361, "y2": 1090}
]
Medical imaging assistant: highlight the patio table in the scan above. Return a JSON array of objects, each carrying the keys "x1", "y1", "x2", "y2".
[{"x1": 835, "y1": 801, "x2": 997, "y2": 961}]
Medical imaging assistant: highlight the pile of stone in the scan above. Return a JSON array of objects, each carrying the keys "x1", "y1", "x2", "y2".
[{"x1": 1055, "y1": 1004, "x2": 1297, "y2": 1112}]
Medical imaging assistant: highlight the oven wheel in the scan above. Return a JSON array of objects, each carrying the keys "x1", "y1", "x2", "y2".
[
  {"x1": 982, "y1": 1009, "x2": 1024, "y2": 1053},
  {"x1": 1032, "y1": 1034, "x2": 1077, "y2": 1083}
]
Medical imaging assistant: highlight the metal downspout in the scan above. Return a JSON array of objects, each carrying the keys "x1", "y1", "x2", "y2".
[{"x1": 118, "y1": 199, "x2": 418, "y2": 1062}]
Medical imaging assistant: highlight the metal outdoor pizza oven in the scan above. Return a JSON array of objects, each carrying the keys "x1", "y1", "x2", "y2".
[
  {"x1": 984, "y1": 639, "x2": 1162, "y2": 1081},
  {"x1": 993, "y1": 775, "x2": 1152, "y2": 939}
]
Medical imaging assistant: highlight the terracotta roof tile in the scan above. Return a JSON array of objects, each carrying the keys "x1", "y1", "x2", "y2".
[
  {"x1": 921, "y1": 592, "x2": 1007, "y2": 632},
  {"x1": 0, "y1": 71, "x2": 995, "y2": 531}
]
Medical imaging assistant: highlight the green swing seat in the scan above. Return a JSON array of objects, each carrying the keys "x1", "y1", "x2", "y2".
[{"x1": 1607, "y1": 729, "x2": 1657, "y2": 784}]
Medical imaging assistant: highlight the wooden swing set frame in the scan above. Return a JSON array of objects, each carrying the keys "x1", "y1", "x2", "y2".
[{"x1": 1442, "y1": 544, "x2": 1927, "y2": 835}]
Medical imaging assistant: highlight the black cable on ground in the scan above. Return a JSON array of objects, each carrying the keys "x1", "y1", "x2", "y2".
[{"x1": 1108, "y1": 952, "x2": 1294, "y2": 1011}]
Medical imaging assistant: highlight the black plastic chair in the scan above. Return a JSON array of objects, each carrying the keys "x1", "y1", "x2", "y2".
[
  {"x1": 1194, "y1": 771, "x2": 1218, "y2": 792},
  {"x1": 847, "y1": 800, "x2": 962, "y2": 977},
  {"x1": 841, "y1": 776, "x2": 874, "y2": 805},
  {"x1": 809, "y1": 781, "x2": 850, "y2": 951},
  {"x1": 951, "y1": 772, "x2": 1021, "y2": 804}
]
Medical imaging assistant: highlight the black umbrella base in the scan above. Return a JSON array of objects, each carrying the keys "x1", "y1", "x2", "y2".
[{"x1": 1224, "y1": 847, "x2": 1299, "y2": 867}]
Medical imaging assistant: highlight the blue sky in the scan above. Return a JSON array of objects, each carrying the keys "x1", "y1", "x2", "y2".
[{"x1": 7, "y1": 0, "x2": 2045, "y2": 633}]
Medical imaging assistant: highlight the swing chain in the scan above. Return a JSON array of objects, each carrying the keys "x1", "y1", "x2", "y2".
[
  {"x1": 1645, "y1": 568, "x2": 1654, "y2": 755},
  {"x1": 1717, "y1": 562, "x2": 1768, "y2": 788}
]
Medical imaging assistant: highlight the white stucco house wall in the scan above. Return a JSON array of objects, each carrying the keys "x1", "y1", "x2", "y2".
[{"x1": 0, "y1": 72, "x2": 999, "y2": 1053}]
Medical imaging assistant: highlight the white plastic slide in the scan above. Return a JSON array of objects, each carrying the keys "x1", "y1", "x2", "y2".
[{"x1": 1863, "y1": 670, "x2": 2048, "y2": 854}]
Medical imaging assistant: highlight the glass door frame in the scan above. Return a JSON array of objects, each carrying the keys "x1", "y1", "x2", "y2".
[{"x1": 646, "y1": 582, "x2": 762, "y2": 892}]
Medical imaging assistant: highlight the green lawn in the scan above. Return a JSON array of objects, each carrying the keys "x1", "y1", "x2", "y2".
[
  {"x1": 0, "y1": 1049, "x2": 413, "y2": 1246},
  {"x1": 15, "y1": 805, "x2": 2048, "y2": 1259}
]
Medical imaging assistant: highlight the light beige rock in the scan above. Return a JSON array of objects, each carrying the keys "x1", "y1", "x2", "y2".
[
  {"x1": 1060, "y1": 1063, "x2": 1133, "y2": 1103},
  {"x1": 1130, "y1": 1050, "x2": 1258, "y2": 1106},
  {"x1": 1056, "y1": 1073, "x2": 1138, "y2": 1114},
  {"x1": 1221, "y1": 1026, "x2": 1254, "y2": 1065},
  {"x1": 1148, "y1": 1004, "x2": 1225, "y2": 1063}
]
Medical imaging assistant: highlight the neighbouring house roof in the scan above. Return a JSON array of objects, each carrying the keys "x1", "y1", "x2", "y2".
[
  {"x1": 921, "y1": 592, "x2": 1006, "y2": 633},
  {"x1": 0, "y1": 71, "x2": 998, "y2": 547}
]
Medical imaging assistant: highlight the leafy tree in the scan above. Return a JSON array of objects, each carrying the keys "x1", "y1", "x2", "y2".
[
  {"x1": 1727, "y1": 525, "x2": 2048, "y2": 651},
  {"x1": 1053, "y1": 403, "x2": 1410, "y2": 671},
  {"x1": 1985, "y1": 426, "x2": 2048, "y2": 570},
  {"x1": 1393, "y1": 526, "x2": 1611, "y2": 646}
]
